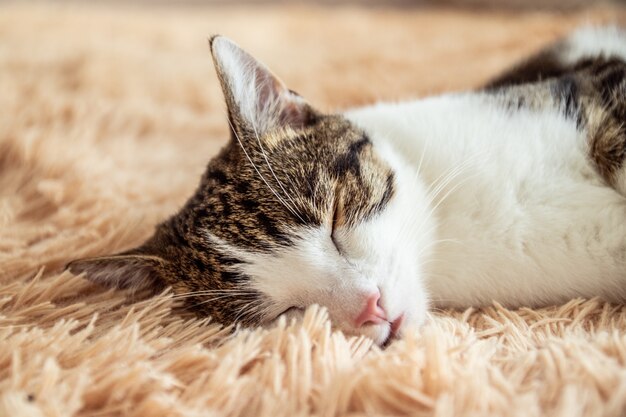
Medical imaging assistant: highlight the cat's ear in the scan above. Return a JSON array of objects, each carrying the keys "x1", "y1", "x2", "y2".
[
  {"x1": 210, "y1": 36, "x2": 317, "y2": 135},
  {"x1": 66, "y1": 252, "x2": 167, "y2": 291}
]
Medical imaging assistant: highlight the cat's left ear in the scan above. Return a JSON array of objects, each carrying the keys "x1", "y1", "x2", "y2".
[{"x1": 210, "y1": 36, "x2": 318, "y2": 135}]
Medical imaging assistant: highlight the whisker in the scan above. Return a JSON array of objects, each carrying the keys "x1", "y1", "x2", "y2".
[
  {"x1": 253, "y1": 306, "x2": 276, "y2": 325},
  {"x1": 171, "y1": 288, "x2": 257, "y2": 295},
  {"x1": 169, "y1": 290, "x2": 258, "y2": 300},
  {"x1": 426, "y1": 150, "x2": 487, "y2": 204},
  {"x1": 410, "y1": 150, "x2": 489, "y2": 241},
  {"x1": 426, "y1": 171, "x2": 482, "y2": 227},
  {"x1": 232, "y1": 299, "x2": 263, "y2": 323},
  {"x1": 171, "y1": 289, "x2": 256, "y2": 296},
  {"x1": 227, "y1": 117, "x2": 305, "y2": 223},
  {"x1": 415, "y1": 133, "x2": 431, "y2": 179},
  {"x1": 252, "y1": 124, "x2": 307, "y2": 224},
  {"x1": 189, "y1": 293, "x2": 256, "y2": 308}
]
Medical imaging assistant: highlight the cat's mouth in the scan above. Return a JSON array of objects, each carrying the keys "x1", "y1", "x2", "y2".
[
  {"x1": 272, "y1": 304, "x2": 406, "y2": 347},
  {"x1": 390, "y1": 313, "x2": 405, "y2": 336},
  {"x1": 381, "y1": 313, "x2": 405, "y2": 347}
]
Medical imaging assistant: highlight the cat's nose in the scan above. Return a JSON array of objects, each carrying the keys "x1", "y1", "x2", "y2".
[{"x1": 354, "y1": 290, "x2": 387, "y2": 327}]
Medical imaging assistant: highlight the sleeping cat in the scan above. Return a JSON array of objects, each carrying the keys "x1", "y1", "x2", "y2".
[{"x1": 69, "y1": 27, "x2": 626, "y2": 346}]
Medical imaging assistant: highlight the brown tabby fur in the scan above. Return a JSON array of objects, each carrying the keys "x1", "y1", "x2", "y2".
[
  {"x1": 68, "y1": 37, "x2": 395, "y2": 326},
  {"x1": 488, "y1": 43, "x2": 626, "y2": 190},
  {"x1": 70, "y1": 27, "x2": 626, "y2": 330}
]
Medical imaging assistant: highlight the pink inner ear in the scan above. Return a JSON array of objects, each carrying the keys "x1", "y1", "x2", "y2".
[
  {"x1": 253, "y1": 66, "x2": 310, "y2": 130},
  {"x1": 254, "y1": 68, "x2": 281, "y2": 112},
  {"x1": 212, "y1": 36, "x2": 314, "y2": 133},
  {"x1": 278, "y1": 95, "x2": 311, "y2": 128}
]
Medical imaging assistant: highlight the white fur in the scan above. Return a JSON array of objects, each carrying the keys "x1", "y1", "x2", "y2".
[
  {"x1": 342, "y1": 27, "x2": 626, "y2": 319},
  {"x1": 235, "y1": 146, "x2": 434, "y2": 345},
  {"x1": 347, "y1": 92, "x2": 626, "y2": 313},
  {"x1": 560, "y1": 26, "x2": 626, "y2": 65},
  {"x1": 212, "y1": 37, "x2": 303, "y2": 134},
  {"x1": 215, "y1": 27, "x2": 626, "y2": 345}
]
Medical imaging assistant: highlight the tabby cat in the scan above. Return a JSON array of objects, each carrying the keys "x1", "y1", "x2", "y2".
[{"x1": 69, "y1": 27, "x2": 626, "y2": 346}]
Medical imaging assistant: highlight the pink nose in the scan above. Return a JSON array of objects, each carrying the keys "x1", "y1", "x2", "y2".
[{"x1": 354, "y1": 291, "x2": 387, "y2": 327}]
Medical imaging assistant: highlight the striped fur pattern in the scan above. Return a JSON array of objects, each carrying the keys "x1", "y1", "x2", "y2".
[
  {"x1": 70, "y1": 27, "x2": 626, "y2": 346},
  {"x1": 486, "y1": 27, "x2": 626, "y2": 192}
]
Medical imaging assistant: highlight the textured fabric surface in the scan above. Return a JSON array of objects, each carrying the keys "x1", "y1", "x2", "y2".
[{"x1": 2, "y1": 3, "x2": 626, "y2": 416}]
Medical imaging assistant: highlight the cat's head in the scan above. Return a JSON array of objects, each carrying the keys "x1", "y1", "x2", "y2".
[{"x1": 68, "y1": 37, "x2": 435, "y2": 346}]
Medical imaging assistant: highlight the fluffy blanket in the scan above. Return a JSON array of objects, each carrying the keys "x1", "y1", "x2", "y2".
[{"x1": 2, "y1": 3, "x2": 626, "y2": 416}]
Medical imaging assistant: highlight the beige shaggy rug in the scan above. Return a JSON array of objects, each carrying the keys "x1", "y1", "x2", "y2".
[{"x1": 3, "y1": 3, "x2": 626, "y2": 416}]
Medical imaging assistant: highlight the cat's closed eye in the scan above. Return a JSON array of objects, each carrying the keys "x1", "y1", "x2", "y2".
[
  {"x1": 330, "y1": 198, "x2": 344, "y2": 254},
  {"x1": 67, "y1": 35, "x2": 426, "y2": 347},
  {"x1": 70, "y1": 27, "x2": 626, "y2": 349}
]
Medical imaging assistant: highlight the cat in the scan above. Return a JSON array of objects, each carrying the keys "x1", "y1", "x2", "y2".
[{"x1": 68, "y1": 26, "x2": 626, "y2": 346}]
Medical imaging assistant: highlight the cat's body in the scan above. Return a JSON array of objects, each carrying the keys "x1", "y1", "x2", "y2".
[
  {"x1": 348, "y1": 88, "x2": 626, "y2": 309},
  {"x1": 70, "y1": 26, "x2": 626, "y2": 346}
]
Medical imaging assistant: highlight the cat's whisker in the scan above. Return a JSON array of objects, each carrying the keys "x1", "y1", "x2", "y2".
[
  {"x1": 184, "y1": 293, "x2": 258, "y2": 309},
  {"x1": 414, "y1": 133, "x2": 431, "y2": 179},
  {"x1": 291, "y1": 170, "x2": 317, "y2": 215},
  {"x1": 428, "y1": 171, "x2": 483, "y2": 223},
  {"x1": 420, "y1": 166, "x2": 467, "y2": 224},
  {"x1": 171, "y1": 289, "x2": 256, "y2": 296},
  {"x1": 257, "y1": 304, "x2": 285, "y2": 325},
  {"x1": 410, "y1": 173, "x2": 477, "y2": 249},
  {"x1": 425, "y1": 149, "x2": 489, "y2": 204},
  {"x1": 419, "y1": 150, "x2": 491, "y2": 234},
  {"x1": 251, "y1": 124, "x2": 307, "y2": 223},
  {"x1": 416, "y1": 238, "x2": 462, "y2": 259},
  {"x1": 232, "y1": 299, "x2": 264, "y2": 324},
  {"x1": 169, "y1": 288, "x2": 258, "y2": 296},
  {"x1": 394, "y1": 150, "x2": 485, "y2": 261},
  {"x1": 410, "y1": 151, "x2": 488, "y2": 240},
  {"x1": 169, "y1": 290, "x2": 257, "y2": 301},
  {"x1": 428, "y1": 147, "x2": 490, "y2": 193},
  {"x1": 227, "y1": 117, "x2": 306, "y2": 224},
  {"x1": 245, "y1": 304, "x2": 270, "y2": 322},
  {"x1": 240, "y1": 297, "x2": 277, "y2": 322}
]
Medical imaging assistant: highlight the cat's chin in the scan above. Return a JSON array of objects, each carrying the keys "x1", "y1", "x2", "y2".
[
  {"x1": 345, "y1": 314, "x2": 405, "y2": 347},
  {"x1": 271, "y1": 308, "x2": 404, "y2": 347}
]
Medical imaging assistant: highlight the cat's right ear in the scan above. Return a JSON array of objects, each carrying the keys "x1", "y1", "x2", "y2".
[
  {"x1": 66, "y1": 252, "x2": 167, "y2": 291},
  {"x1": 209, "y1": 35, "x2": 318, "y2": 136}
]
